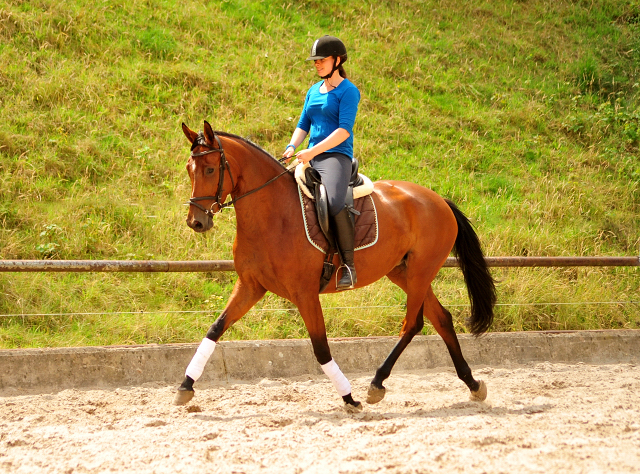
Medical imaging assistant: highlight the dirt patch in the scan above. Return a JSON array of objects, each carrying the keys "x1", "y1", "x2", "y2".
[{"x1": 1, "y1": 362, "x2": 639, "y2": 473}]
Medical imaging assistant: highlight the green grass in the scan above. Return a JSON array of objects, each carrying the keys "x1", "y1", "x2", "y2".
[{"x1": 0, "y1": 0, "x2": 639, "y2": 348}]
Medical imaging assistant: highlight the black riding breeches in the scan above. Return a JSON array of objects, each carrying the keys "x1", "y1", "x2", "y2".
[{"x1": 310, "y1": 152, "x2": 352, "y2": 216}]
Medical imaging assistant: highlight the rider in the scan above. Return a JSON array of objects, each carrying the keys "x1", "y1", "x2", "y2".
[{"x1": 283, "y1": 35, "x2": 361, "y2": 291}]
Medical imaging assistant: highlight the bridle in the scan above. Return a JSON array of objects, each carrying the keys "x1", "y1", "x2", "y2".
[
  {"x1": 188, "y1": 132, "x2": 234, "y2": 216},
  {"x1": 187, "y1": 132, "x2": 291, "y2": 217}
]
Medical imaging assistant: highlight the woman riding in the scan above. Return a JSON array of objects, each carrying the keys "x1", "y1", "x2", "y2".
[{"x1": 283, "y1": 35, "x2": 361, "y2": 291}]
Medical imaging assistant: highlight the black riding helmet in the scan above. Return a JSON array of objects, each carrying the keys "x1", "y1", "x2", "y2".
[
  {"x1": 306, "y1": 35, "x2": 347, "y2": 60},
  {"x1": 306, "y1": 35, "x2": 347, "y2": 79}
]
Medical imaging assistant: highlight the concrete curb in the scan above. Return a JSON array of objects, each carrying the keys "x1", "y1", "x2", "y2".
[{"x1": 1, "y1": 330, "x2": 639, "y2": 395}]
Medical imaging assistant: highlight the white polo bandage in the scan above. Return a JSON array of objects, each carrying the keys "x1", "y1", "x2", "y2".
[
  {"x1": 185, "y1": 338, "x2": 216, "y2": 381},
  {"x1": 321, "y1": 359, "x2": 352, "y2": 397}
]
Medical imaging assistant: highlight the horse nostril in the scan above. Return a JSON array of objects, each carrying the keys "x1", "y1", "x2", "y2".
[
  {"x1": 187, "y1": 217, "x2": 203, "y2": 231},
  {"x1": 187, "y1": 214, "x2": 212, "y2": 232}
]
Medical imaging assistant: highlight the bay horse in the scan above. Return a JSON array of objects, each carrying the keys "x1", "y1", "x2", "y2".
[{"x1": 175, "y1": 121, "x2": 496, "y2": 411}]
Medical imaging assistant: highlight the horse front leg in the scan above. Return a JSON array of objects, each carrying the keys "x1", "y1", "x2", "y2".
[
  {"x1": 294, "y1": 295, "x2": 363, "y2": 412},
  {"x1": 173, "y1": 278, "x2": 266, "y2": 405}
]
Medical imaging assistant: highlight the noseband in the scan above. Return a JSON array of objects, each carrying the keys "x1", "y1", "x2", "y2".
[{"x1": 187, "y1": 132, "x2": 291, "y2": 217}]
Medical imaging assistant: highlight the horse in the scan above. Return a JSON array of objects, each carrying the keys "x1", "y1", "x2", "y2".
[{"x1": 174, "y1": 121, "x2": 496, "y2": 411}]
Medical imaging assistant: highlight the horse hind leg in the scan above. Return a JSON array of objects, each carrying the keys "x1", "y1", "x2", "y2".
[
  {"x1": 367, "y1": 303, "x2": 424, "y2": 404},
  {"x1": 424, "y1": 287, "x2": 487, "y2": 401},
  {"x1": 367, "y1": 267, "x2": 426, "y2": 404}
]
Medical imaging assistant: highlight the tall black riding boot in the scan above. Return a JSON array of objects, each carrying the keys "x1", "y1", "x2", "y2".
[{"x1": 331, "y1": 207, "x2": 357, "y2": 291}]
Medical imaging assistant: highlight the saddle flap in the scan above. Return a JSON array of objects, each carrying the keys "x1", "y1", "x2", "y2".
[
  {"x1": 304, "y1": 166, "x2": 322, "y2": 195},
  {"x1": 314, "y1": 183, "x2": 333, "y2": 244}
]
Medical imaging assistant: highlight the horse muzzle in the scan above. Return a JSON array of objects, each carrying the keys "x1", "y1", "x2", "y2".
[{"x1": 186, "y1": 211, "x2": 213, "y2": 233}]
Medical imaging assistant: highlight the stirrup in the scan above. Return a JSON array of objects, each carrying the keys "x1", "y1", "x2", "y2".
[{"x1": 336, "y1": 263, "x2": 356, "y2": 290}]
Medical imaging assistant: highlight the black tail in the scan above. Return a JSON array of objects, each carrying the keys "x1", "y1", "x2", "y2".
[{"x1": 445, "y1": 199, "x2": 496, "y2": 335}]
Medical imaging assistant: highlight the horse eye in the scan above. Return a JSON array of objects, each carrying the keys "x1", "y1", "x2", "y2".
[{"x1": 206, "y1": 167, "x2": 215, "y2": 175}]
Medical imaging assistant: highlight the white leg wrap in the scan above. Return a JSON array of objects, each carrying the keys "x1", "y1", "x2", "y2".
[
  {"x1": 321, "y1": 359, "x2": 352, "y2": 397},
  {"x1": 185, "y1": 338, "x2": 216, "y2": 382}
]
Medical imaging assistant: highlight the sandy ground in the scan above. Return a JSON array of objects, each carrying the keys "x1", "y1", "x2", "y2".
[{"x1": 1, "y1": 362, "x2": 639, "y2": 474}]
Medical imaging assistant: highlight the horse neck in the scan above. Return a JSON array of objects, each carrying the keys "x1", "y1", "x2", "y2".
[{"x1": 222, "y1": 136, "x2": 296, "y2": 229}]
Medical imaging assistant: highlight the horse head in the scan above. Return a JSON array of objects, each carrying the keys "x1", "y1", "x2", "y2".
[{"x1": 182, "y1": 121, "x2": 235, "y2": 233}]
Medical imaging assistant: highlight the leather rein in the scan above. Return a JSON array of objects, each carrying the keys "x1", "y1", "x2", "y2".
[{"x1": 187, "y1": 132, "x2": 290, "y2": 217}]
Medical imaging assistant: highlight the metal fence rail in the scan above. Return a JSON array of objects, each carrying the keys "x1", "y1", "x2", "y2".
[{"x1": 0, "y1": 256, "x2": 638, "y2": 272}]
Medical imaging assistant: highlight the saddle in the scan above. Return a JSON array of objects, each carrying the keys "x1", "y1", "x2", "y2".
[
  {"x1": 295, "y1": 159, "x2": 374, "y2": 243},
  {"x1": 295, "y1": 160, "x2": 378, "y2": 292}
]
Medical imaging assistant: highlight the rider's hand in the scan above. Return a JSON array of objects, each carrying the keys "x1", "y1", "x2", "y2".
[
  {"x1": 295, "y1": 148, "x2": 316, "y2": 164},
  {"x1": 282, "y1": 145, "x2": 297, "y2": 163},
  {"x1": 282, "y1": 148, "x2": 294, "y2": 160}
]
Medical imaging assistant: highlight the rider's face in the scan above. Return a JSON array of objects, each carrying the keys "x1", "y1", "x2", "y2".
[{"x1": 314, "y1": 56, "x2": 336, "y2": 77}]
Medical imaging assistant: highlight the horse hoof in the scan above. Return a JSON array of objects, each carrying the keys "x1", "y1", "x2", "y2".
[
  {"x1": 344, "y1": 400, "x2": 363, "y2": 413},
  {"x1": 366, "y1": 384, "x2": 386, "y2": 404},
  {"x1": 173, "y1": 389, "x2": 195, "y2": 406},
  {"x1": 470, "y1": 380, "x2": 487, "y2": 402}
]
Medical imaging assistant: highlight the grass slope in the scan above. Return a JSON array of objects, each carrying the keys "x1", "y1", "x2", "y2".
[{"x1": 0, "y1": 0, "x2": 638, "y2": 348}]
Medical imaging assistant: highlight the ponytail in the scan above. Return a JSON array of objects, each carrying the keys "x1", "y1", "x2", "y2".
[{"x1": 338, "y1": 54, "x2": 348, "y2": 78}]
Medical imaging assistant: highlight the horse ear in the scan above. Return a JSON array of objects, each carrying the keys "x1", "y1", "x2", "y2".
[
  {"x1": 182, "y1": 123, "x2": 198, "y2": 144},
  {"x1": 203, "y1": 120, "x2": 216, "y2": 145}
]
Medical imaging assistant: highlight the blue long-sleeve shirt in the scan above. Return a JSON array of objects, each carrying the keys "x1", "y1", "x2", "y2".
[{"x1": 296, "y1": 79, "x2": 360, "y2": 159}]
